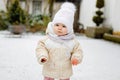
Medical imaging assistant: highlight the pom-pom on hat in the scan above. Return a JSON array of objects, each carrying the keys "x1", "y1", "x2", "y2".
[{"x1": 52, "y1": 2, "x2": 76, "y2": 34}]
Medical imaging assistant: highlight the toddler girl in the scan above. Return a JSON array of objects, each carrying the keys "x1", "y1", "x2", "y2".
[{"x1": 36, "y1": 2, "x2": 83, "y2": 80}]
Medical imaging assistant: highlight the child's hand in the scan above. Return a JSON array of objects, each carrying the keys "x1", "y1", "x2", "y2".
[
  {"x1": 71, "y1": 58, "x2": 79, "y2": 65},
  {"x1": 41, "y1": 58, "x2": 47, "y2": 63}
]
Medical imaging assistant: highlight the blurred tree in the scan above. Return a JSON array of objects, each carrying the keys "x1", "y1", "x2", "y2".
[
  {"x1": 25, "y1": 0, "x2": 30, "y2": 14},
  {"x1": 6, "y1": 0, "x2": 12, "y2": 10},
  {"x1": 48, "y1": 0, "x2": 55, "y2": 18}
]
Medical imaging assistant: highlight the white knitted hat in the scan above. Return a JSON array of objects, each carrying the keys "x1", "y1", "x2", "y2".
[{"x1": 52, "y1": 2, "x2": 76, "y2": 34}]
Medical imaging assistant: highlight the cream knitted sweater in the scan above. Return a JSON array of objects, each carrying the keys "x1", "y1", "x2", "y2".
[{"x1": 36, "y1": 36, "x2": 83, "y2": 79}]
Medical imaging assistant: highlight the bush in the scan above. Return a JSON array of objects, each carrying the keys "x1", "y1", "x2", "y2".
[
  {"x1": 29, "y1": 14, "x2": 43, "y2": 27},
  {"x1": 92, "y1": 0, "x2": 104, "y2": 27},
  {"x1": 7, "y1": 0, "x2": 27, "y2": 25},
  {"x1": 29, "y1": 14, "x2": 50, "y2": 32},
  {"x1": 0, "y1": 11, "x2": 8, "y2": 30}
]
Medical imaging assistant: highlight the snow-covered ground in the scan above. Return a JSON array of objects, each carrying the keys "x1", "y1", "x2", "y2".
[{"x1": 0, "y1": 31, "x2": 120, "y2": 80}]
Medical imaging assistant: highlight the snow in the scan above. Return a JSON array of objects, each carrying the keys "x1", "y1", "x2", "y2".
[{"x1": 0, "y1": 31, "x2": 120, "y2": 80}]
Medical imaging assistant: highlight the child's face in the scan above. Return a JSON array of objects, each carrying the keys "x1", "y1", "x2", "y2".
[{"x1": 53, "y1": 23, "x2": 67, "y2": 36}]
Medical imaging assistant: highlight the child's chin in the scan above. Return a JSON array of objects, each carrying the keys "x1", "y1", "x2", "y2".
[
  {"x1": 57, "y1": 33, "x2": 63, "y2": 36},
  {"x1": 58, "y1": 34, "x2": 65, "y2": 36}
]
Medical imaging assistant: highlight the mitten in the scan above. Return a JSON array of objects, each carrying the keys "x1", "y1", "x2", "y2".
[
  {"x1": 71, "y1": 58, "x2": 79, "y2": 65},
  {"x1": 39, "y1": 57, "x2": 47, "y2": 64},
  {"x1": 41, "y1": 58, "x2": 47, "y2": 63}
]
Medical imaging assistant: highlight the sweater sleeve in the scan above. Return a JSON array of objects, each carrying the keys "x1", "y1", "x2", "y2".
[
  {"x1": 71, "y1": 39, "x2": 83, "y2": 64},
  {"x1": 36, "y1": 38, "x2": 49, "y2": 65}
]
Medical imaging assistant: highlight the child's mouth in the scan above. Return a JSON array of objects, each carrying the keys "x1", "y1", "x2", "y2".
[{"x1": 58, "y1": 31, "x2": 62, "y2": 33}]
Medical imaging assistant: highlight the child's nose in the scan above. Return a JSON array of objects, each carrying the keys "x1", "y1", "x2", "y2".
[{"x1": 58, "y1": 26, "x2": 62, "y2": 30}]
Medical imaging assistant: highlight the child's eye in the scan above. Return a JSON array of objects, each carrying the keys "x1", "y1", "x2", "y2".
[
  {"x1": 55, "y1": 24, "x2": 59, "y2": 26},
  {"x1": 63, "y1": 25, "x2": 66, "y2": 28}
]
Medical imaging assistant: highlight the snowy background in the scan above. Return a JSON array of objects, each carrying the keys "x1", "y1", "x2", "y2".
[{"x1": 0, "y1": 31, "x2": 120, "y2": 80}]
